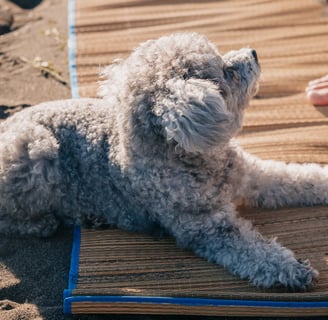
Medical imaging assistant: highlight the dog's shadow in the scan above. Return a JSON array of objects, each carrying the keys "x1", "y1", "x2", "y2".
[
  {"x1": 0, "y1": 228, "x2": 72, "y2": 319},
  {"x1": 0, "y1": 104, "x2": 31, "y2": 120},
  {"x1": 8, "y1": 0, "x2": 42, "y2": 9}
]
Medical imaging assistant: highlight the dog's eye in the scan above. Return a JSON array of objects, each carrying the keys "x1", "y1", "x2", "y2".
[
  {"x1": 224, "y1": 67, "x2": 239, "y2": 81},
  {"x1": 220, "y1": 89, "x2": 227, "y2": 98}
]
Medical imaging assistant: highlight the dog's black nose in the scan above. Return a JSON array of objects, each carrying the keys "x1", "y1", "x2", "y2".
[{"x1": 251, "y1": 49, "x2": 258, "y2": 63}]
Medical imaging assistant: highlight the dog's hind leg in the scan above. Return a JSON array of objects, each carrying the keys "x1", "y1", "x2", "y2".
[
  {"x1": 155, "y1": 203, "x2": 318, "y2": 289},
  {"x1": 235, "y1": 151, "x2": 328, "y2": 209},
  {"x1": 0, "y1": 124, "x2": 63, "y2": 236}
]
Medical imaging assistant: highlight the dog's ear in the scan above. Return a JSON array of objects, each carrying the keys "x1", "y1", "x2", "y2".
[{"x1": 155, "y1": 78, "x2": 233, "y2": 153}]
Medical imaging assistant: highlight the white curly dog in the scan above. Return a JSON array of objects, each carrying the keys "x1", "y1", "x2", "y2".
[{"x1": 1, "y1": 33, "x2": 326, "y2": 289}]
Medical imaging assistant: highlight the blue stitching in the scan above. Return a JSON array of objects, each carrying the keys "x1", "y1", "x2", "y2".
[{"x1": 64, "y1": 295, "x2": 328, "y2": 309}]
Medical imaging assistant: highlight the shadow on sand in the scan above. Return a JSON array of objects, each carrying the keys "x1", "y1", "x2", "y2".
[{"x1": 8, "y1": 0, "x2": 42, "y2": 9}]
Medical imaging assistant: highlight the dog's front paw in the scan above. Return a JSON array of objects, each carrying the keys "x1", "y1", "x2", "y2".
[
  {"x1": 282, "y1": 258, "x2": 319, "y2": 290},
  {"x1": 251, "y1": 257, "x2": 318, "y2": 290}
]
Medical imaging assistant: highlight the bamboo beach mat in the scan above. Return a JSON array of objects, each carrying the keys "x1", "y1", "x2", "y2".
[{"x1": 64, "y1": 0, "x2": 328, "y2": 316}]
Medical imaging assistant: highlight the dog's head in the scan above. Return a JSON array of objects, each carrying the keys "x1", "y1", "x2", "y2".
[{"x1": 100, "y1": 33, "x2": 260, "y2": 154}]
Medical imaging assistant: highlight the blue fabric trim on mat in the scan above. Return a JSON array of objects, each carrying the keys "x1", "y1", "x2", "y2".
[
  {"x1": 63, "y1": 226, "x2": 81, "y2": 313},
  {"x1": 68, "y1": 226, "x2": 81, "y2": 289},
  {"x1": 64, "y1": 0, "x2": 80, "y2": 314},
  {"x1": 63, "y1": 295, "x2": 328, "y2": 315},
  {"x1": 68, "y1": 0, "x2": 79, "y2": 99},
  {"x1": 67, "y1": 0, "x2": 80, "y2": 291}
]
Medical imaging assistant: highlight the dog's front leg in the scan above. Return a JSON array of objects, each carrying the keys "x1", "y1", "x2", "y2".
[
  {"x1": 156, "y1": 204, "x2": 317, "y2": 289},
  {"x1": 235, "y1": 151, "x2": 328, "y2": 208}
]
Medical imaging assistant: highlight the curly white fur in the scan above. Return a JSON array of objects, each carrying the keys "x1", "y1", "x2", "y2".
[{"x1": 1, "y1": 33, "x2": 326, "y2": 289}]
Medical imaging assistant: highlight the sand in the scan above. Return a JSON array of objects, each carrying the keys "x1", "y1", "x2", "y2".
[{"x1": 0, "y1": 0, "x2": 72, "y2": 319}]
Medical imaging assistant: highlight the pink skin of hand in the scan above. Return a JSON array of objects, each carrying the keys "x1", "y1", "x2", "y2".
[{"x1": 306, "y1": 75, "x2": 328, "y2": 106}]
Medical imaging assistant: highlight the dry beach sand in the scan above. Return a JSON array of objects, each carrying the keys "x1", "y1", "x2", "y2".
[
  {"x1": 0, "y1": 0, "x2": 328, "y2": 320},
  {"x1": 0, "y1": 1, "x2": 72, "y2": 319}
]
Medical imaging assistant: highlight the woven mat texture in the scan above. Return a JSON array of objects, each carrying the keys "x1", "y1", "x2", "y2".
[{"x1": 71, "y1": 0, "x2": 328, "y2": 306}]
